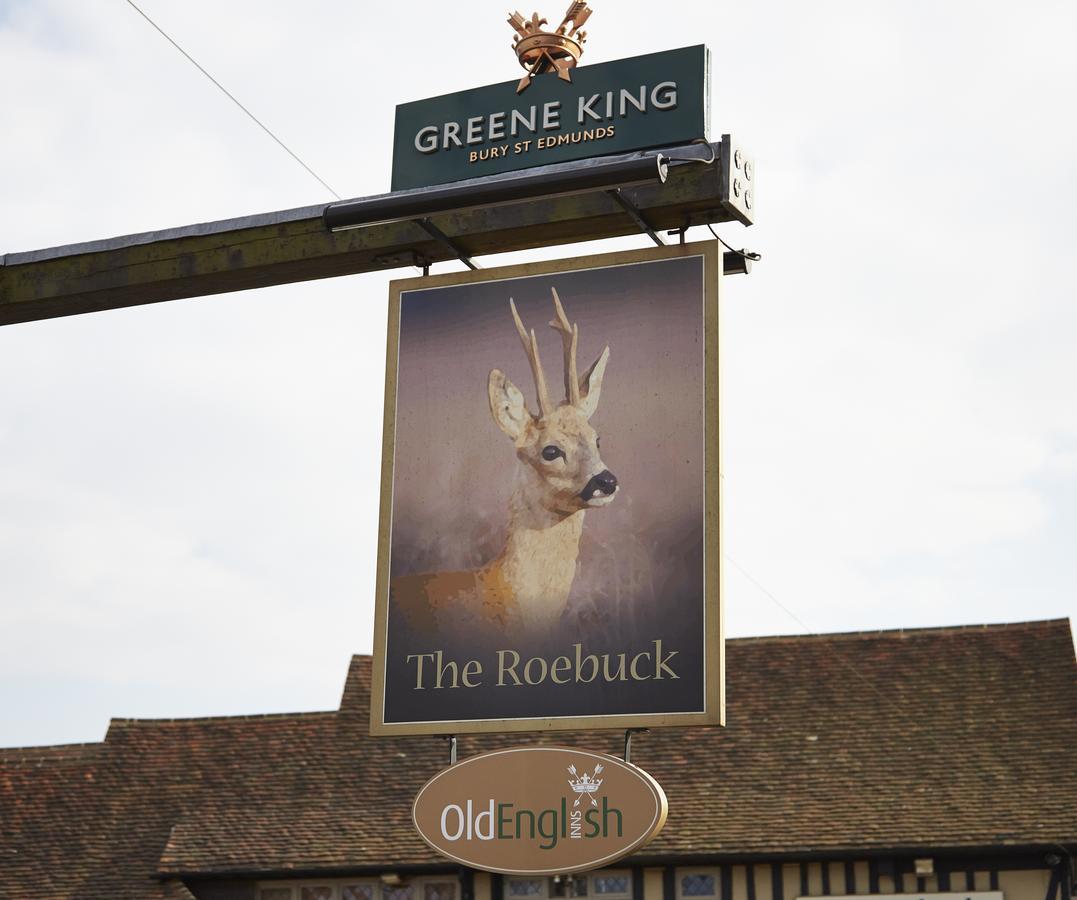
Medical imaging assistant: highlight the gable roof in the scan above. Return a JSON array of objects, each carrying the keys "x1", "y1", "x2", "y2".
[{"x1": 1, "y1": 620, "x2": 1074, "y2": 897}]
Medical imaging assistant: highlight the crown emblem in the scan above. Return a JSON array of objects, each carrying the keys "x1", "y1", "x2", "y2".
[
  {"x1": 508, "y1": 2, "x2": 592, "y2": 94},
  {"x1": 566, "y1": 761, "x2": 604, "y2": 808}
]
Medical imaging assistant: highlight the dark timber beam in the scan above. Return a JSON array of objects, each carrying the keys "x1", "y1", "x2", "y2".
[{"x1": 0, "y1": 138, "x2": 755, "y2": 327}]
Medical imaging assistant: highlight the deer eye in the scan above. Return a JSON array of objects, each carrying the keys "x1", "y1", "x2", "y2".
[{"x1": 541, "y1": 445, "x2": 565, "y2": 462}]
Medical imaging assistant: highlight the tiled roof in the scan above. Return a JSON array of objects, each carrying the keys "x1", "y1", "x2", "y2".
[
  {"x1": 1, "y1": 620, "x2": 1074, "y2": 897},
  {"x1": 644, "y1": 620, "x2": 1076, "y2": 856},
  {"x1": 0, "y1": 743, "x2": 104, "y2": 899}
]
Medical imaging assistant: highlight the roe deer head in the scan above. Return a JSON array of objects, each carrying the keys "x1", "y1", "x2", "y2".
[{"x1": 391, "y1": 287, "x2": 617, "y2": 639}]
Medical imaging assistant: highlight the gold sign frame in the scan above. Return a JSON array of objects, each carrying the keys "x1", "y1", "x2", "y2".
[{"x1": 371, "y1": 241, "x2": 723, "y2": 735}]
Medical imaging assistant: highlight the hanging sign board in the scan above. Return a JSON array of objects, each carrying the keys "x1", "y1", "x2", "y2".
[
  {"x1": 391, "y1": 45, "x2": 709, "y2": 191},
  {"x1": 412, "y1": 747, "x2": 668, "y2": 875},
  {"x1": 370, "y1": 241, "x2": 723, "y2": 735}
]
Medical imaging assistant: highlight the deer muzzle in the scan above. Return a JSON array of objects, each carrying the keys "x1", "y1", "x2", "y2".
[{"x1": 580, "y1": 469, "x2": 618, "y2": 505}]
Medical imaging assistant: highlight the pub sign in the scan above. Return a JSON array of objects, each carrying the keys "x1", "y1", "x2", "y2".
[
  {"x1": 371, "y1": 242, "x2": 724, "y2": 734},
  {"x1": 391, "y1": 45, "x2": 709, "y2": 190},
  {"x1": 412, "y1": 747, "x2": 668, "y2": 874}
]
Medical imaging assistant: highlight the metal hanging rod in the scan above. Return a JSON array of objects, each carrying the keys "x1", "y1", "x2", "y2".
[{"x1": 624, "y1": 728, "x2": 649, "y2": 764}]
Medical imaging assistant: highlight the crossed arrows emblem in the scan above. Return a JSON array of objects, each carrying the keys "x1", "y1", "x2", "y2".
[{"x1": 509, "y1": 2, "x2": 593, "y2": 94}]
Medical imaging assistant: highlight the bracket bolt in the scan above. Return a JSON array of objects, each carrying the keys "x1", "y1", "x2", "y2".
[
  {"x1": 734, "y1": 148, "x2": 743, "y2": 169},
  {"x1": 744, "y1": 190, "x2": 753, "y2": 209},
  {"x1": 733, "y1": 178, "x2": 742, "y2": 197},
  {"x1": 743, "y1": 160, "x2": 753, "y2": 180}
]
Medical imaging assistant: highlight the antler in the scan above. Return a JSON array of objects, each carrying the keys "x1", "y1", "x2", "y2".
[
  {"x1": 547, "y1": 287, "x2": 580, "y2": 406},
  {"x1": 509, "y1": 298, "x2": 553, "y2": 417},
  {"x1": 510, "y1": 290, "x2": 597, "y2": 415}
]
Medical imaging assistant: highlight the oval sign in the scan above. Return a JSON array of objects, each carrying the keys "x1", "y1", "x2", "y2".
[{"x1": 412, "y1": 746, "x2": 668, "y2": 875}]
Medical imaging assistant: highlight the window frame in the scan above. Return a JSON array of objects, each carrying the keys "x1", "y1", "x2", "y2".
[
  {"x1": 590, "y1": 869, "x2": 634, "y2": 900},
  {"x1": 255, "y1": 876, "x2": 461, "y2": 900},
  {"x1": 675, "y1": 869, "x2": 721, "y2": 900},
  {"x1": 505, "y1": 877, "x2": 551, "y2": 900},
  {"x1": 504, "y1": 870, "x2": 634, "y2": 900}
]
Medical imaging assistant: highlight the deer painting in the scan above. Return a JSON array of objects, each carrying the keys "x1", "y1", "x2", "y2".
[{"x1": 391, "y1": 288, "x2": 618, "y2": 639}]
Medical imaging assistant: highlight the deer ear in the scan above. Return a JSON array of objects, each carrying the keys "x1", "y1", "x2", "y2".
[
  {"x1": 577, "y1": 346, "x2": 609, "y2": 419},
  {"x1": 488, "y1": 369, "x2": 531, "y2": 439}
]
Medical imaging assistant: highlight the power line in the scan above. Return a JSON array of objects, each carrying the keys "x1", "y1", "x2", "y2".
[
  {"x1": 724, "y1": 554, "x2": 814, "y2": 633},
  {"x1": 122, "y1": 0, "x2": 342, "y2": 201},
  {"x1": 723, "y1": 552, "x2": 924, "y2": 720}
]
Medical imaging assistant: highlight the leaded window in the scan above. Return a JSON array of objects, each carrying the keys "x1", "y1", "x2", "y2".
[
  {"x1": 425, "y1": 883, "x2": 457, "y2": 900},
  {"x1": 594, "y1": 876, "x2": 630, "y2": 896},
  {"x1": 681, "y1": 875, "x2": 717, "y2": 898}
]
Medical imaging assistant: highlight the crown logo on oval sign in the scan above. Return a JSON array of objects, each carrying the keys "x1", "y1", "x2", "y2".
[{"x1": 508, "y1": 2, "x2": 593, "y2": 94}]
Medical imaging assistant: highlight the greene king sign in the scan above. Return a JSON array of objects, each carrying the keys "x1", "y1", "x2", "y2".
[
  {"x1": 412, "y1": 747, "x2": 667, "y2": 874},
  {"x1": 391, "y1": 45, "x2": 709, "y2": 190}
]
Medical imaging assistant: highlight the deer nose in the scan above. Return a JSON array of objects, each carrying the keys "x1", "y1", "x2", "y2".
[
  {"x1": 580, "y1": 469, "x2": 619, "y2": 503},
  {"x1": 593, "y1": 470, "x2": 618, "y2": 494}
]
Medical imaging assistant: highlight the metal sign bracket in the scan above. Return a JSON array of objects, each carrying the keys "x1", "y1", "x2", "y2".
[
  {"x1": 414, "y1": 219, "x2": 481, "y2": 271},
  {"x1": 608, "y1": 189, "x2": 666, "y2": 247}
]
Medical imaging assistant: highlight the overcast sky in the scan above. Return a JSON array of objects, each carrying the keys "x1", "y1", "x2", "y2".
[{"x1": 1, "y1": 0, "x2": 1074, "y2": 748}]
